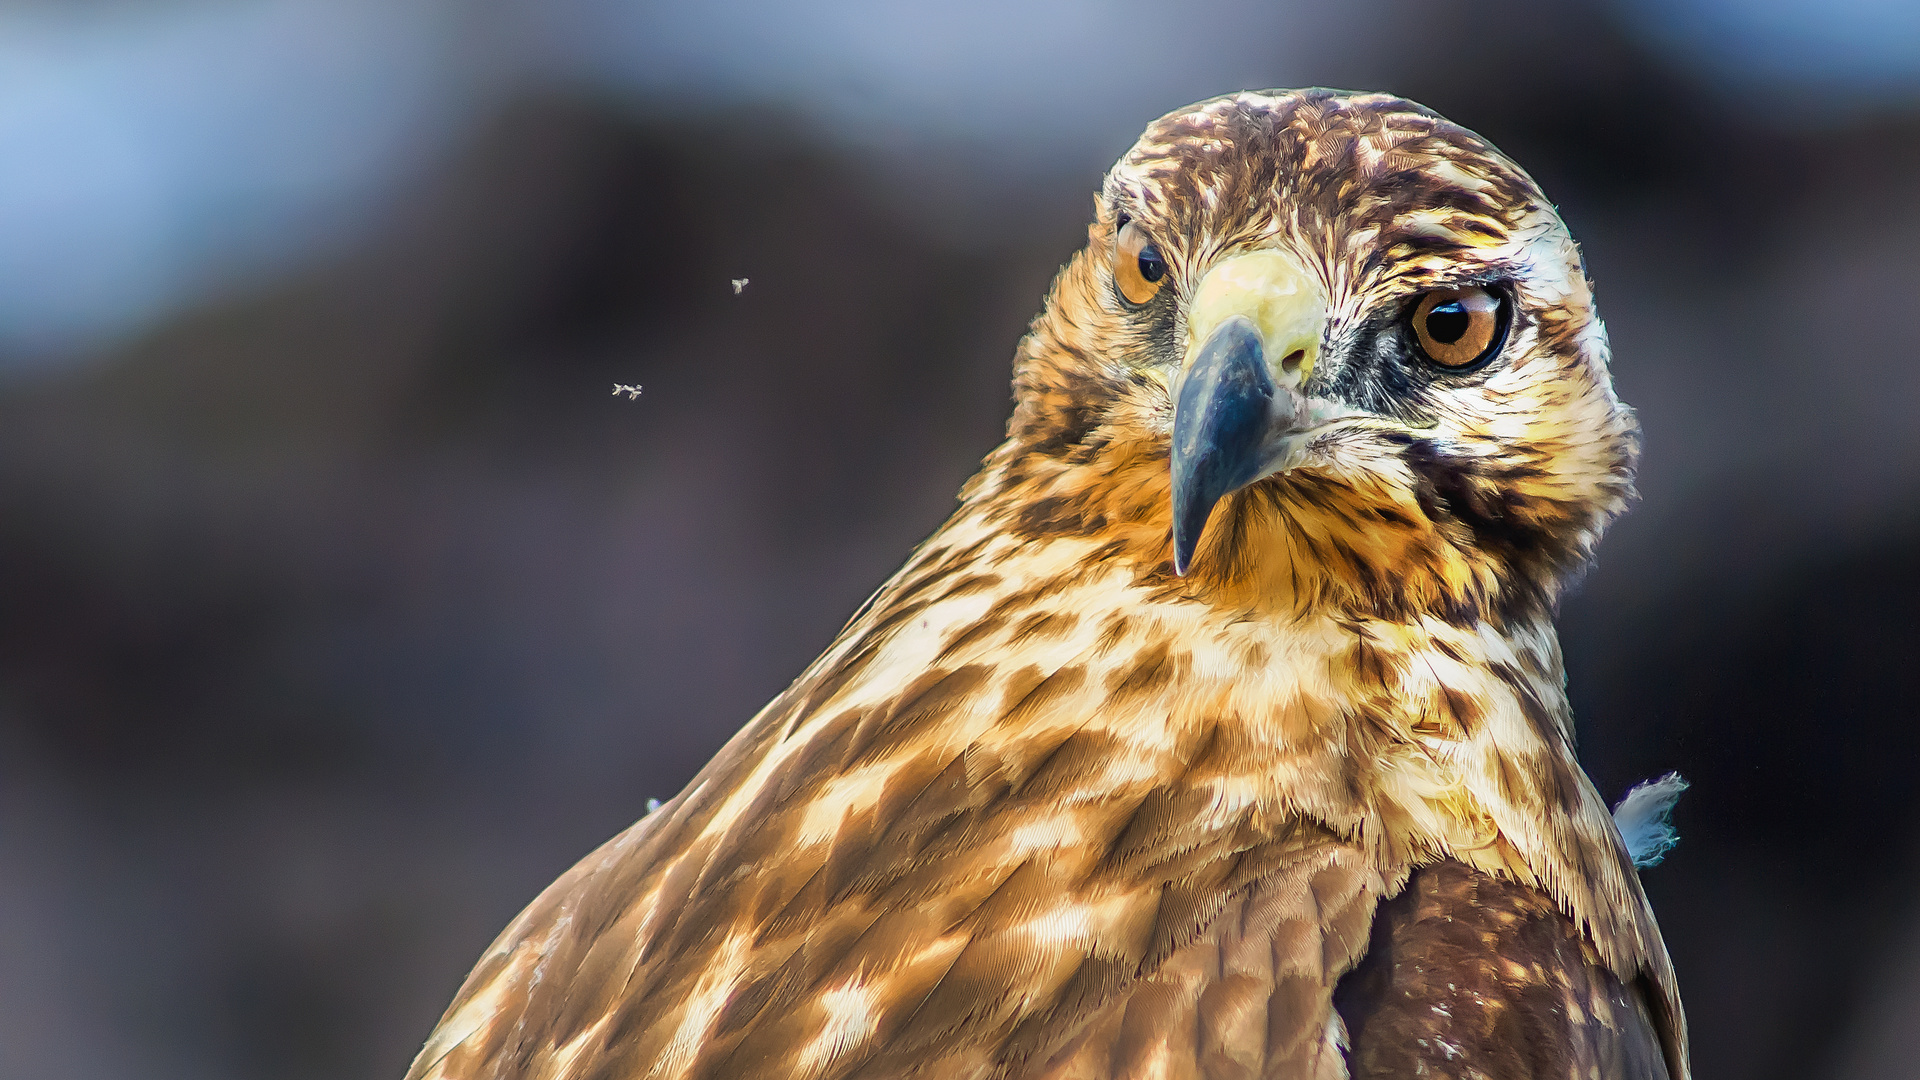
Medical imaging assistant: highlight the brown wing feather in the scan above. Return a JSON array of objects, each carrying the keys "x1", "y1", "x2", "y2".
[
  {"x1": 1333, "y1": 860, "x2": 1672, "y2": 1080},
  {"x1": 1030, "y1": 842, "x2": 1379, "y2": 1080}
]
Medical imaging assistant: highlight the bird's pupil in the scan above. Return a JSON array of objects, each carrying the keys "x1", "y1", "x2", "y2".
[
  {"x1": 1137, "y1": 246, "x2": 1167, "y2": 282},
  {"x1": 1426, "y1": 302, "x2": 1469, "y2": 344}
]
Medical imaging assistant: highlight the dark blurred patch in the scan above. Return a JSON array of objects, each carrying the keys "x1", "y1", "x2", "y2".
[
  {"x1": 1566, "y1": 514, "x2": 1920, "y2": 1080},
  {"x1": 1585, "y1": 521, "x2": 1920, "y2": 861},
  {"x1": 2, "y1": 13, "x2": 1919, "y2": 1080},
  {"x1": 0, "y1": 94, "x2": 1063, "y2": 1079}
]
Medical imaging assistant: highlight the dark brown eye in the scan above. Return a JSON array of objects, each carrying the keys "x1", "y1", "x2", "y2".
[
  {"x1": 1412, "y1": 286, "x2": 1504, "y2": 369},
  {"x1": 1115, "y1": 220, "x2": 1167, "y2": 305}
]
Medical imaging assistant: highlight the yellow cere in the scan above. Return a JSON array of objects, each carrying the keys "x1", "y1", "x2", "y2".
[{"x1": 1183, "y1": 248, "x2": 1328, "y2": 386}]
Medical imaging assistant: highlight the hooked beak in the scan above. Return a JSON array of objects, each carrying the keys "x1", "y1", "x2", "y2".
[{"x1": 1170, "y1": 249, "x2": 1329, "y2": 576}]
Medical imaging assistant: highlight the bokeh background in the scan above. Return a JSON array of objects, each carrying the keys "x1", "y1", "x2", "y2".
[{"x1": 2, "y1": 1, "x2": 1918, "y2": 1077}]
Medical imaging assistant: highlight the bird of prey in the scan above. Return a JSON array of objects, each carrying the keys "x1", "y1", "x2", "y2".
[{"x1": 407, "y1": 89, "x2": 1687, "y2": 1080}]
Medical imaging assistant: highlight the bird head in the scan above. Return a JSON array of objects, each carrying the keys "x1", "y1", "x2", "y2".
[{"x1": 997, "y1": 90, "x2": 1638, "y2": 624}]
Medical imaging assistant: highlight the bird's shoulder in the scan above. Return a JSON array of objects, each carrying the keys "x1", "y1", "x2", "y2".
[{"x1": 1334, "y1": 860, "x2": 1673, "y2": 1080}]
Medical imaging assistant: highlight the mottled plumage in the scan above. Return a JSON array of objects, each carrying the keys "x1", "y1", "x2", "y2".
[{"x1": 407, "y1": 89, "x2": 1687, "y2": 1080}]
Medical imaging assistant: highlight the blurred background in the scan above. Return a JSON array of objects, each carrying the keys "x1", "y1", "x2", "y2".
[{"x1": 0, "y1": 1, "x2": 1917, "y2": 1077}]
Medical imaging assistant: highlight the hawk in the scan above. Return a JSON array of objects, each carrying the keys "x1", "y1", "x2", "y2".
[{"x1": 407, "y1": 89, "x2": 1687, "y2": 1080}]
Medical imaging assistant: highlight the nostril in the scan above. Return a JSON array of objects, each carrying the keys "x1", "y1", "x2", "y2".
[{"x1": 1280, "y1": 349, "x2": 1306, "y2": 375}]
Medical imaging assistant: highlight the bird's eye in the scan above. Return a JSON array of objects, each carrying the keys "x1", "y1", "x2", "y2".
[
  {"x1": 1411, "y1": 286, "x2": 1505, "y2": 369},
  {"x1": 1115, "y1": 220, "x2": 1167, "y2": 306}
]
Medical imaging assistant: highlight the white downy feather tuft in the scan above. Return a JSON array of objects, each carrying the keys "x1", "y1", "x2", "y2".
[{"x1": 1612, "y1": 772, "x2": 1688, "y2": 868}]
